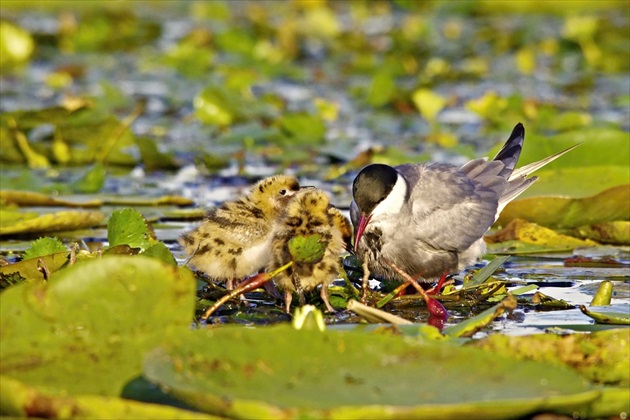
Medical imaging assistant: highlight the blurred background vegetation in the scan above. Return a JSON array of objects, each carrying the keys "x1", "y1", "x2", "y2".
[{"x1": 0, "y1": 0, "x2": 628, "y2": 195}]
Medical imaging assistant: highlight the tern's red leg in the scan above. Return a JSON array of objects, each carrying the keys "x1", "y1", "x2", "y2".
[{"x1": 427, "y1": 273, "x2": 449, "y2": 295}]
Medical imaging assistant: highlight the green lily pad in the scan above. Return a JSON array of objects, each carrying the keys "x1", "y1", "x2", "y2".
[
  {"x1": 488, "y1": 128, "x2": 630, "y2": 198},
  {"x1": 0, "y1": 375, "x2": 216, "y2": 419},
  {"x1": 471, "y1": 329, "x2": 630, "y2": 386},
  {"x1": 143, "y1": 325, "x2": 599, "y2": 419},
  {"x1": 498, "y1": 185, "x2": 630, "y2": 229},
  {"x1": 0, "y1": 256, "x2": 196, "y2": 396}
]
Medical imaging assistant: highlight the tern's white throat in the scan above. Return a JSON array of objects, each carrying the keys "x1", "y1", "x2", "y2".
[{"x1": 370, "y1": 173, "x2": 408, "y2": 219}]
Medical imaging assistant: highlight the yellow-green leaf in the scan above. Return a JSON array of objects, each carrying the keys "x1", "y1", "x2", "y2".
[{"x1": 0, "y1": 211, "x2": 105, "y2": 236}]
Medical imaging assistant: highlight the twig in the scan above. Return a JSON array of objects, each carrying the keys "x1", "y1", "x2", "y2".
[{"x1": 200, "y1": 261, "x2": 293, "y2": 321}]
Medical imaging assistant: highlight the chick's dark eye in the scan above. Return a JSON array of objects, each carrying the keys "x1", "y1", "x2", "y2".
[{"x1": 279, "y1": 189, "x2": 287, "y2": 196}]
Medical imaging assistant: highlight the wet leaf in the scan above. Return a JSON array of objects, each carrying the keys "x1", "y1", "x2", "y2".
[
  {"x1": 487, "y1": 219, "x2": 597, "y2": 251},
  {"x1": 288, "y1": 234, "x2": 328, "y2": 264},
  {"x1": 0, "y1": 190, "x2": 102, "y2": 207},
  {"x1": 443, "y1": 294, "x2": 518, "y2": 338},
  {"x1": 464, "y1": 256, "x2": 510, "y2": 287},
  {"x1": 569, "y1": 221, "x2": 630, "y2": 245},
  {"x1": 0, "y1": 256, "x2": 196, "y2": 396},
  {"x1": 144, "y1": 325, "x2": 599, "y2": 419},
  {"x1": 471, "y1": 329, "x2": 630, "y2": 386},
  {"x1": 70, "y1": 162, "x2": 106, "y2": 193},
  {"x1": 23, "y1": 237, "x2": 67, "y2": 260},
  {"x1": 0, "y1": 251, "x2": 70, "y2": 283},
  {"x1": 107, "y1": 208, "x2": 154, "y2": 252},
  {"x1": 0, "y1": 375, "x2": 216, "y2": 419},
  {"x1": 579, "y1": 304, "x2": 630, "y2": 325},
  {"x1": 0, "y1": 210, "x2": 105, "y2": 236},
  {"x1": 497, "y1": 185, "x2": 630, "y2": 229},
  {"x1": 530, "y1": 291, "x2": 574, "y2": 310}
]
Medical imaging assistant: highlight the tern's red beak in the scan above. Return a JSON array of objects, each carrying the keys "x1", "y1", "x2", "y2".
[{"x1": 353, "y1": 214, "x2": 372, "y2": 252}]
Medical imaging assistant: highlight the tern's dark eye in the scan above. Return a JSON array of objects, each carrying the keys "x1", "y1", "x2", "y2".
[{"x1": 279, "y1": 189, "x2": 287, "y2": 196}]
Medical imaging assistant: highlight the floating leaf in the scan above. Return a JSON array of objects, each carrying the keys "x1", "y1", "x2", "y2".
[
  {"x1": 144, "y1": 325, "x2": 599, "y2": 419},
  {"x1": 411, "y1": 88, "x2": 446, "y2": 122},
  {"x1": 580, "y1": 304, "x2": 630, "y2": 325},
  {"x1": 0, "y1": 210, "x2": 105, "y2": 236},
  {"x1": 464, "y1": 256, "x2": 510, "y2": 287},
  {"x1": 487, "y1": 219, "x2": 597, "y2": 251},
  {"x1": 288, "y1": 234, "x2": 328, "y2": 264},
  {"x1": 497, "y1": 185, "x2": 630, "y2": 229},
  {"x1": 0, "y1": 376, "x2": 215, "y2": 419},
  {"x1": 570, "y1": 221, "x2": 630, "y2": 245},
  {"x1": 279, "y1": 112, "x2": 326, "y2": 145},
  {"x1": 71, "y1": 162, "x2": 106, "y2": 194},
  {"x1": 488, "y1": 128, "x2": 629, "y2": 198},
  {"x1": 0, "y1": 256, "x2": 196, "y2": 396},
  {"x1": 443, "y1": 294, "x2": 517, "y2": 338},
  {"x1": 471, "y1": 329, "x2": 630, "y2": 386},
  {"x1": 366, "y1": 71, "x2": 396, "y2": 107},
  {"x1": 23, "y1": 237, "x2": 67, "y2": 260},
  {"x1": 0, "y1": 252, "x2": 70, "y2": 283},
  {"x1": 0, "y1": 190, "x2": 102, "y2": 208},
  {"x1": 194, "y1": 86, "x2": 235, "y2": 126},
  {"x1": 107, "y1": 208, "x2": 154, "y2": 251}
]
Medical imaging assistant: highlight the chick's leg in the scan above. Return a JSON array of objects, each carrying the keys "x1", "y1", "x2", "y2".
[
  {"x1": 320, "y1": 284, "x2": 336, "y2": 313},
  {"x1": 284, "y1": 290, "x2": 293, "y2": 314},
  {"x1": 360, "y1": 258, "x2": 370, "y2": 304}
]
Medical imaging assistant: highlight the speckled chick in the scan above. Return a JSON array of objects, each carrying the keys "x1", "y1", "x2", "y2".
[
  {"x1": 179, "y1": 175, "x2": 300, "y2": 289},
  {"x1": 270, "y1": 189, "x2": 352, "y2": 313}
]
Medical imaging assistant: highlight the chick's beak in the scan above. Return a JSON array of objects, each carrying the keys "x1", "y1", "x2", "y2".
[{"x1": 353, "y1": 214, "x2": 372, "y2": 252}]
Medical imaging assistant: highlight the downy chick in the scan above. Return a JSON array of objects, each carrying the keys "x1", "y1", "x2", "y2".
[
  {"x1": 270, "y1": 189, "x2": 352, "y2": 313},
  {"x1": 180, "y1": 175, "x2": 300, "y2": 289}
]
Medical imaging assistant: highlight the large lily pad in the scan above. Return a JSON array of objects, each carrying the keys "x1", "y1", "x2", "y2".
[
  {"x1": 470, "y1": 329, "x2": 630, "y2": 386},
  {"x1": 144, "y1": 326, "x2": 599, "y2": 419},
  {"x1": 488, "y1": 128, "x2": 630, "y2": 198},
  {"x1": 497, "y1": 185, "x2": 629, "y2": 229},
  {"x1": 0, "y1": 256, "x2": 196, "y2": 396},
  {"x1": 0, "y1": 375, "x2": 216, "y2": 419}
]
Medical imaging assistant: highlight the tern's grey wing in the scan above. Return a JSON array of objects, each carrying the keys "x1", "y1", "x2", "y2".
[{"x1": 396, "y1": 161, "x2": 507, "y2": 252}]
